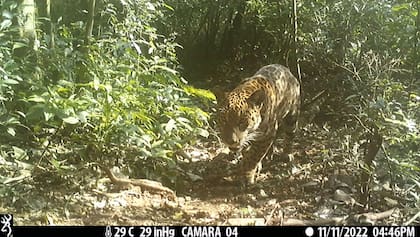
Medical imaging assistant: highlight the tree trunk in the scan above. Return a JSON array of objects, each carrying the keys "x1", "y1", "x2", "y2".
[
  {"x1": 46, "y1": 0, "x2": 54, "y2": 48},
  {"x1": 290, "y1": 0, "x2": 301, "y2": 80},
  {"x1": 219, "y1": 0, "x2": 245, "y2": 59},
  {"x1": 412, "y1": 0, "x2": 419, "y2": 88},
  {"x1": 36, "y1": 0, "x2": 54, "y2": 48},
  {"x1": 84, "y1": 0, "x2": 96, "y2": 45},
  {"x1": 19, "y1": 0, "x2": 37, "y2": 51},
  {"x1": 360, "y1": 125, "x2": 382, "y2": 208}
]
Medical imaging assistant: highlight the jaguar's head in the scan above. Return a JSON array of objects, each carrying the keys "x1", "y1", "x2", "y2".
[{"x1": 215, "y1": 86, "x2": 265, "y2": 151}]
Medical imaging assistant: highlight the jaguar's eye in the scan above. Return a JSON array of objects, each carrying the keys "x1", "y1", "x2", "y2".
[{"x1": 238, "y1": 120, "x2": 248, "y2": 131}]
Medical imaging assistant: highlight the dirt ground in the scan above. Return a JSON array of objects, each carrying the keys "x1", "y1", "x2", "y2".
[{"x1": 2, "y1": 125, "x2": 418, "y2": 226}]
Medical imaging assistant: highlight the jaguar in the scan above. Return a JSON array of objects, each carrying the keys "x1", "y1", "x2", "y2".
[{"x1": 215, "y1": 64, "x2": 301, "y2": 184}]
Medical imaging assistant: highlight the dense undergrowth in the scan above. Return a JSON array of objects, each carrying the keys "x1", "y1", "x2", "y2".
[
  {"x1": 0, "y1": 0, "x2": 213, "y2": 201},
  {"x1": 0, "y1": 0, "x2": 418, "y2": 217}
]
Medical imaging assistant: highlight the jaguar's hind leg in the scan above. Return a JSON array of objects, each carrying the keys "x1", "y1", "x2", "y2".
[{"x1": 280, "y1": 110, "x2": 299, "y2": 160}]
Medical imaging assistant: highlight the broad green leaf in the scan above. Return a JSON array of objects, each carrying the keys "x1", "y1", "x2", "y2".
[
  {"x1": 7, "y1": 127, "x2": 15, "y2": 136},
  {"x1": 27, "y1": 95, "x2": 46, "y2": 103},
  {"x1": 139, "y1": 148, "x2": 152, "y2": 157},
  {"x1": 392, "y1": 3, "x2": 410, "y2": 12},
  {"x1": 16, "y1": 111, "x2": 26, "y2": 118},
  {"x1": 146, "y1": 2, "x2": 156, "y2": 11},
  {"x1": 105, "y1": 84, "x2": 112, "y2": 93},
  {"x1": 12, "y1": 146, "x2": 28, "y2": 160},
  {"x1": 4, "y1": 116, "x2": 19, "y2": 125},
  {"x1": 1, "y1": 79, "x2": 19, "y2": 85},
  {"x1": 197, "y1": 128, "x2": 209, "y2": 138},
  {"x1": 56, "y1": 87, "x2": 70, "y2": 94},
  {"x1": 2, "y1": 172, "x2": 31, "y2": 184},
  {"x1": 44, "y1": 111, "x2": 54, "y2": 121},
  {"x1": 2, "y1": 10, "x2": 13, "y2": 19},
  {"x1": 78, "y1": 111, "x2": 89, "y2": 123},
  {"x1": 155, "y1": 149, "x2": 172, "y2": 159},
  {"x1": 13, "y1": 42, "x2": 27, "y2": 50},
  {"x1": 183, "y1": 86, "x2": 215, "y2": 100},
  {"x1": 163, "y1": 3, "x2": 174, "y2": 11},
  {"x1": 107, "y1": 94, "x2": 113, "y2": 103},
  {"x1": 93, "y1": 77, "x2": 100, "y2": 90},
  {"x1": 62, "y1": 116, "x2": 79, "y2": 124},
  {"x1": 50, "y1": 158, "x2": 61, "y2": 169},
  {"x1": 176, "y1": 117, "x2": 194, "y2": 131},
  {"x1": 0, "y1": 19, "x2": 12, "y2": 30},
  {"x1": 165, "y1": 119, "x2": 177, "y2": 132},
  {"x1": 132, "y1": 41, "x2": 142, "y2": 54},
  {"x1": 151, "y1": 140, "x2": 164, "y2": 148},
  {"x1": 150, "y1": 65, "x2": 178, "y2": 75}
]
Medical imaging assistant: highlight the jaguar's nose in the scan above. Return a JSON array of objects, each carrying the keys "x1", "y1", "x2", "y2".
[
  {"x1": 228, "y1": 145, "x2": 240, "y2": 152},
  {"x1": 227, "y1": 138, "x2": 241, "y2": 152},
  {"x1": 223, "y1": 133, "x2": 239, "y2": 146}
]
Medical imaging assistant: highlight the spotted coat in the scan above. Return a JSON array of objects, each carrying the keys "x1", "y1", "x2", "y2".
[{"x1": 215, "y1": 64, "x2": 301, "y2": 184}]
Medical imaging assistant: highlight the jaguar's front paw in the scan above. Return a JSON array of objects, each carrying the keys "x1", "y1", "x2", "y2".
[{"x1": 242, "y1": 167, "x2": 259, "y2": 185}]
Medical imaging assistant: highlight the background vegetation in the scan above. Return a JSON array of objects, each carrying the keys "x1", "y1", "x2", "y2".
[
  {"x1": 162, "y1": 0, "x2": 419, "y2": 195},
  {"x1": 0, "y1": 0, "x2": 418, "y2": 224},
  {"x1": 0, "y1": 0, "x2": 212, "y2": 197}
]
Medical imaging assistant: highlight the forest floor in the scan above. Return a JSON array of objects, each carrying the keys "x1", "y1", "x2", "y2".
[{"x1": 3, "y1": 124, "x2": 418, "y2": 226}]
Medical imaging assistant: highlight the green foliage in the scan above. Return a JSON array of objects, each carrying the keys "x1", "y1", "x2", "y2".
[
  {"x1": 299, "y1": 0, "x2": 418, "y2": 72},
  {"x1": 161, "y1": 0, "x2": 294, "y2": 75},
  {"x1": 0, "y1": 1, "x2": 24, "y2": 139},
  {"x1": 0, "y1": 0, "x2": 418, "y2": 203},
  {"x1": 0, "y1": 0, "x2": 211, "y2": 192},
  {"x1": 341, "y1": 53, "x2": 419, "y2": 178},
  {"x1": 161, "y1": 0, "x2": 419, "y2": 183},
  {"x1": 296, "y1": 0, "x2": 419, "y2": 179}
]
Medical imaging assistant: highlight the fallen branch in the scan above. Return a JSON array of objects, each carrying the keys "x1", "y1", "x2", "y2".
[
  {"x1": 353, "y1": 208, "x2": 397, "y2": 224},
  {"x1": 98, "y1": 165, "x2": 176, "y2": 200},
  {"x1": 267, "y1": 216, "x2": 347, "y2": 226},
  {"x1": 229, "y1": 208, "x2": 398, "y2": 226},
  {"x1": 404, "y1": 211, "x2": 420, "y2": 225}
]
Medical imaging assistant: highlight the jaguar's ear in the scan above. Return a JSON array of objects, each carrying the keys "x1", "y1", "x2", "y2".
[
  {"x1": 213, "y1": 87, "x2": 228, "y2": 104},
  {"x1": 247, "y1": 89, "x2": 265, "y2": 107}
]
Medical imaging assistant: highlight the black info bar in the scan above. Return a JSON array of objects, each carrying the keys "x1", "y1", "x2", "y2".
[{"x1": 2, "y1": 225, "x2": 418, "y2": 237}]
